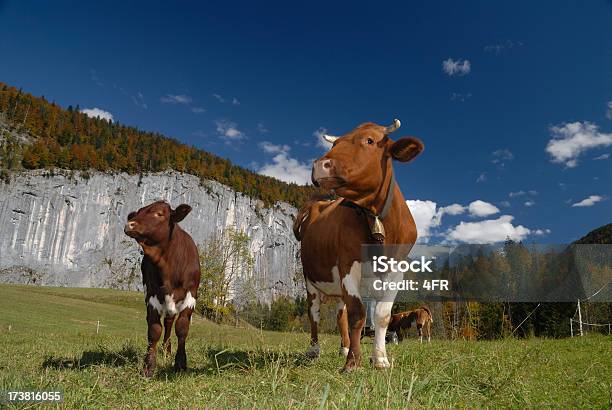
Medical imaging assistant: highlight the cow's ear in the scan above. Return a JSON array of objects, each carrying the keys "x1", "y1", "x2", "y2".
[
  {"x1": 389, "y1": 137, "x2": 424, "y2": 163},
  {"x1": 171, "y1": 204, "x2": 192, "y2": 223},
  {"x1": 127, "y1": 211, "x2": 137, "y2": 221}
]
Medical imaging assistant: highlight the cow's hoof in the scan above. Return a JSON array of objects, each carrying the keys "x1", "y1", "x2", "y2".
[
  {"x1": 306, "y1": 344, "x2": 320, "y2": 359},
  {"x1": 371, "y1": 356, "x2": 391, "y2": 370},
  {"x1": 142, "y1": 366, "x2": 154, "y2": 378},
  {"x1": 340, "y1": 364, "x2": 359, "y2": 373},
  {"x1": 339, "y1": 346, "x2": 349, "y2": 357},
  {"x1": 174, "y1": 358, "x2": 187, "y2": 372}
]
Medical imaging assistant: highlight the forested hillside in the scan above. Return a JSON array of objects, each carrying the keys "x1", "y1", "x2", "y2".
[
  {"x1": 575, "y1": 223, "x2": 612, "y2": 245},
  {"x1": 0, "y1": 82, "x2": 321, "y2": 208}
]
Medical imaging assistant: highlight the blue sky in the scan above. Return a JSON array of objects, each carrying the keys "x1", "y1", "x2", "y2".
[{"x1": 0, "y1": 0, "x2": 610, "y2": 243}]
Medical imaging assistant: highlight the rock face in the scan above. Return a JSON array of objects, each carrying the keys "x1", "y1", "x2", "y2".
[{"x1": 0, "y1": 170, "x2": 302, "y2": 300}]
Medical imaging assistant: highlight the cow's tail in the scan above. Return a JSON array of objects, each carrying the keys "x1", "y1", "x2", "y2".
[
  {"x1": 292, "y1": 208, "x2": 309, "y2": 241},
  {"x1": 293, "y1": 195, "x2": 334, "y2": 241},
  {"x1": 420, "y1": 306, "x2": 433, "y2": 323}
]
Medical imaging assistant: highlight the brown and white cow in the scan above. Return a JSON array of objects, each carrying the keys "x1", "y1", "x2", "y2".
[
  {"x1": 294, "y1": 119, "x2": 423, "y2": 372},
  {"x1": 124, "y1": 201, "x2": 201, "y2": 377},
  {"x1": 388, "y1": 307, "x2": 433, "y2": 343}
]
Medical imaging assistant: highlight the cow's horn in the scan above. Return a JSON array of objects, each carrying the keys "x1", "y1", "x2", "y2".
[
  {"x1": 385, "y1": 119, "x2": 401, "y2": 134},
  {"x1": 323, "y1": 134, "x2": 339, "y2": 143}
]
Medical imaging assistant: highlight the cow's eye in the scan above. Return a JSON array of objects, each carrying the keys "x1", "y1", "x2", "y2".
[
  {"x1": 156, "y1": 212, "x2": 163, "y2": 217},
  {"x1": 367, "y1": 138, "x2": 374, "y2": 145}
]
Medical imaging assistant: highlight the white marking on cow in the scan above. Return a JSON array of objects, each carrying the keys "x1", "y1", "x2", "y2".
[
  {"x1": 177, "y1": 291, "x2": 196, "y2": 312},
  {"x1": 372, "y1": 301, "x2": 393, "y2": 369},
  {"x1": 306, "y1": 282, "x2": 321, "y2": 324},
  {"x1": 342, "y1": 261, "x2": 362, "y2": 299},
  {"x1": 340, "y1": 346, "x2": 349, "y2": 357},
  {"x1": 147, "y1": 292, "x2": 196, "y2": 317},
  {"x1": 148, "y1": 296, "x2": 164, "y2": 315},
  {"x1": 164, "y1": 294, "x2": 178, "y2": 316}
]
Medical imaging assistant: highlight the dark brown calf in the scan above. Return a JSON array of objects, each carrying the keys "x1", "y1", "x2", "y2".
[
  {"x1": 388, "y1": 307, "x2": 433, "y2": 343},
  {"x1": 124, "y1": 201, "x2": 201, "y2": 377},
  {"x1": 295, "y1": 119, "x2": 424, "y2": 371}
]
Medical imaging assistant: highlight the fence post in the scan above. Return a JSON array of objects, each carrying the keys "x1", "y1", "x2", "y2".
[
  {"x1": 570, "y1": 319, "x2": 573, "y2": 337},
  {"x1": 96, "y1": 320, "x2": 100, "y2": 334},
  {"x1": 577, "y1": 299, "x2": 583, "y2": 337}
]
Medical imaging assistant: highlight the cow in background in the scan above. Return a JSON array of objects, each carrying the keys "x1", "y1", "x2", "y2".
[
  {"x1": 388, "y1": 306, "x2": 433, "y2": 343},
  {"x1": 124, "y1": 201, "x2": 201, "y2": 377},
  {"x1": 294, "y1": 119, "x2": 424, "y2": 372}
]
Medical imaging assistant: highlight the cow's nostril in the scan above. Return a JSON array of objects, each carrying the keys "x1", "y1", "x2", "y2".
[{"x1": 323, "y1": 160, "x2": 332, "y2": 169}]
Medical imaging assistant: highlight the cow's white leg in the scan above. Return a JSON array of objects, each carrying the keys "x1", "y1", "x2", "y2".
[
  {"x1": 372, "y1": 301, "x2": 393, "y2": 369},
  {"x1": 336, "y1": 300, "x2": 349, "y2": 357},
  {"x1": 306, "y1": 280, "x2": 321, "y2": 358}
]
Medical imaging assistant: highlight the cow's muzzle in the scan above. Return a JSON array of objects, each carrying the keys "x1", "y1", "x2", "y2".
[
  {"x1": 312, "y1": 158, "x2": 344, "y2": 189},
  {"x1": 124, "y1": 221, "x2": 141, "y2": 238}
]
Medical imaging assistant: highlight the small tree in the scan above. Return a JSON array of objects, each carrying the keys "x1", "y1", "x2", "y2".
[{"x1": 197, "y1": 228, "x2": 254, "y2": 322}]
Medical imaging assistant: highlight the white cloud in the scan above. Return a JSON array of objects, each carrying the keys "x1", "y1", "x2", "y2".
[
  {"x1": 450, "y1": 92, "x2": 472, "y2": 102},
  {"x1": 484, "y1": 40, "x2": 523, "y2": 54},
  {"x1": 406, "y1": 201, "x2": 470, "y2": 242},
  {"x1": 407, "y1": 199, "x2": 546, "y2": 244},
  {"x1": 215, "y1": 120, "x2": 245, "y2": 141},
  {"x1": 509, "y1": 190, "x2": 525, "y2": 197},
  {"x1": 191, "y1": 106, "x2": 206, "y2": 114},
  {"x1": 257, "y1": 142, "x2": 311, "y2": 185},
  {"x1": 131, "y1": 92, "x2": 147, "y2": 109},
  {"x1": 232, "y1": 98, "x2": 240, "y2": 106},
  {"x1": 593, "y1": 153, "x2": 609, "y2": 160},
  {"x1": 314, "y1": 127, "x2": 332, "y2": 150},
  {"x1": 491, "y1": 149, "x2": 514, "y2": 166},
  {"x1": 606, "y1": 101, "x2": 612, "y2": 120},
  {"x1": 499, "y1": 200, "x2": 511, "y2": 208},
  {"x1": 571, "y1": 195, "x2": 604, "y2": 207},
  {"x1": 257, "y1": 122, "x2": 269, "y2": 134},
  {"x1": 524, "y1": 201, "x2": 535, "y2": 207},
  {"x1": 545, "y1": 121, "x2": 612, "y2": 167},
  {"x1": 259, "y1": 141, "x2": 290, "y2": 154},
  {"x1": 81, "y1": 107, "x2": 113, "y2": 122},
  {"x1": 468, "y1": 200, "x2": 499, "y2": 217},
  {"x1": 442, "y1": 58, "x2": 471, "y2": 76},
  {"x1": 406, "y1": 200, "x2": 440, "y2": 240},
  {"x1": 212, "y1": 94, "x2": 225, "y2": 103},
  {"x1": 446, "y1": 215, "x2": 532, "y2": 244},
  {"x1": 440, "y1": 203, "x2": 466, "y2": 215},
  {"x1": 476, "y1": 173, "x2": 486, "y2": 183},
  {"x1": 160, "y1": 94, "x2": 192, "y2": 104}
]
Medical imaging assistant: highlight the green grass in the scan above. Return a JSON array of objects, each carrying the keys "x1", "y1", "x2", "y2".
[{"x1": 0, "y1": 284, "x2": 610, "y2": 409}]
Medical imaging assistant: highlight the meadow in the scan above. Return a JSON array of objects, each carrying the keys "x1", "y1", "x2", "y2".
[{"x1": 0, "y1": 284, "x2": 610, "y2": 409}]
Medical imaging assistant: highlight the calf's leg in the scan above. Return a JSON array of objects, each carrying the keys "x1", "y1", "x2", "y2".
[
  {"x1": 163, "y1": 315, "x2": 175, "y2": 356},
  {"x1": 143, "y1": 307, "x2": 162, "y2": 377},
  {"x1": 174, "y1": 308, "x2": 192, "y2": 371}
]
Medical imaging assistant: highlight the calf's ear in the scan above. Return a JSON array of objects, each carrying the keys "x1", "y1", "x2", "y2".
[
  {"x1": 389, "y1": 137, "x2": 424, "y2": 163},
  {"x1": 127, "y1": 211, "x2": 137, "y2": 221},
  {"x1": 171, "y1": 204, "x2": 192, "y2": 223}
]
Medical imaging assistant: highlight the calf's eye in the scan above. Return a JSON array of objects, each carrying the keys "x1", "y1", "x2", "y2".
[{"x1": 367, "y1": 138, "x2": 374, "y2": 145}]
